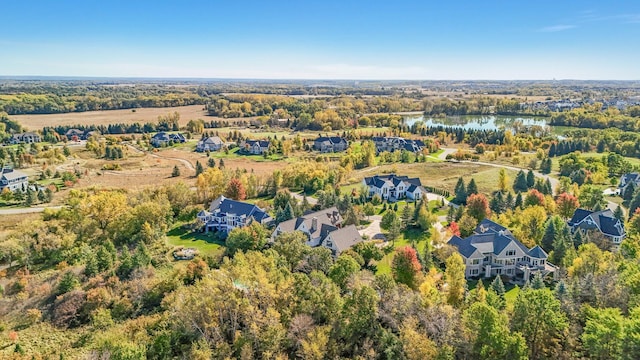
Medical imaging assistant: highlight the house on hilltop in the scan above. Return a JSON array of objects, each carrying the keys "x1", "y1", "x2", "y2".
[
  {"x1": 568, "y1": 208, "x2": 626, "y2": 245},
  {"x1": 448, "y1": 219, "x2": 557, "y2": 281},
  {"x1": 313, "y1": 136, "x2": 349, "y2": 153},
  {"x1": 271, "y1": 207, "x2": 363, "y2": 256},
  {"x1": 363, "y1": 174, "x2": 426, "y2": 202},
  {"x1": 197, "y1": 195, "x2": 272, "y2": 234}
]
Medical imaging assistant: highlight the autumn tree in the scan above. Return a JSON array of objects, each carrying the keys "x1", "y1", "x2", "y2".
[
  {"x1": 392, "y1": 246, "x2": 422, "y2": 289},
  {"x1": 463, "y1": 302, "x2": 528, "y2": 359},
  {"x1": 444, "y1": 252, "x2": 466, "y2": 307},
  {"x1": 524, "y1": 189, "x2": 545, "y2": 208},
  {"x1": 225, "y1": 178, "x2": 246, "y2": 200},
  {"x1": 498, "y1": 169, "x2": 509, "y2": 192},
  {"x1": 556, "y1": 192, "x2": 579, "y2": 219},
  {"x1": 466, "y1": 193, "x2": 491, "y2": 222},
  {"x1": 225, "y1": 222, "x2": 268, "y2": 255},
  {"x1": 272, "y1": 231, "x2": 309, "y2": 271}
]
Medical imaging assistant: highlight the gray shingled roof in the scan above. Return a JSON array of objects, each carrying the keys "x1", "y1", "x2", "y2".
[
  {"x1": 0, "y1": 168, "x2": 28, "y2": 181},
  {"x1": 329, "y1": 225, "x2": 364, "y2": 253},
  {"x1": 208, "y1": 195, "x2": 271, "y2": 223}
]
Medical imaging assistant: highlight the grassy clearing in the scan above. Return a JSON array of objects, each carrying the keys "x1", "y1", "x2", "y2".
[
  {"x1": 375, "y1": 228, "x2": 430, "y2": 275},
  {"x1": 165, "y1": 225, "x2": 225, "y2": 256},
  {"x1": 468, "y1": 279, "x2": 520, "y2": 309}
]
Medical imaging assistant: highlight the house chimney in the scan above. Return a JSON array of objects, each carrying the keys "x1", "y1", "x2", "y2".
[{"x1": 311, "y1": 217, "x2": 318, "y2": 231}]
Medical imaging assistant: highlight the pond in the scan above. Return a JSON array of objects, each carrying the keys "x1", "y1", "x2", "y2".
[{"x1": 404, "y1": 114, "x2": 550, "y2": 132}]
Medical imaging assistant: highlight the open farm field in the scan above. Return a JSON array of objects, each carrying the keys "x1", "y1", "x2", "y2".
[{"x1": 12, "y1": 105, "x2": 255, "y2": 130}]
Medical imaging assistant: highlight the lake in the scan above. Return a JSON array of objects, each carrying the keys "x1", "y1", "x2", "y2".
[{"x1": 404, "y1": 114, "x2": 550, "y2": 132}]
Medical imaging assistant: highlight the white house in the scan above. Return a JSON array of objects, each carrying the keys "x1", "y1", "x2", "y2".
[
  {"x1": 568, "y1": 208, "x2": 626, "y2": 245},
  {"x1": 10, "y1": 132, "x2": 41, "y2": 144},
  {"x1": 363, "y1": 174, "x2": 426, "y2": 202},
  {"x1": 0, "y1": 168, "x2": 29, "y2": 192},
  {"x1": 313, "y1": 137, "x2": 349, "y2": 153},
  {"x1": 242, "y1": 140, "x2": 270, "y2": 155},
  {"x1": 196, "y1": 136, "x2": 224, "y2": 152},
  {"x1": 371, "y1": 136, "x2": 425, "y2": 153},
  {"x1": 448, "y1": 219, "x2": 557, "y2": 281},
  {"x1": 197, "y1": 195, "x2": 272, "y2": 234}
]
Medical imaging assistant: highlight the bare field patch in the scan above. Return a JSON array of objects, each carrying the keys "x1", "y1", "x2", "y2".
[{"x1": 12, "y1": 105, "x2": 255, "y2": 130}]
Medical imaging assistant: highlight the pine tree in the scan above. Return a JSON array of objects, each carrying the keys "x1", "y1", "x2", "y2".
[
  {"x1": 491, "y1": 276, "x2": 506, "y2": 299},
  {"x1": 531, "y1": 272, "x2": 545, "y2": 289},
  {"x1": 541, "y1": 217, "x2": 559, "y2": 252},
  {"x1": 133, "y1": 242, "x2": 152, "y2": 268},
  {"x1": 219, "y1": 158, "x2": 225, "y2": 168},
  {"x1": 171, "y1": 165, "x2": 180, "y2": 177},
  {"x1": 96, "y1": 246, "x2": 113, "y2": 272},
  {"x1": 514, "y1": 192, "x2": 523, "y2": 209},
  {"x1": 467, "y1": 178, "x2": 478, "y2": 196},
  {"x1": 614, "y1": 205, "x2": 624, "y2": 221},
  {"x1": 549, "y1": 142, "x2": 557, "y2": 157},
  {"x1": 402, "y1": 204, "x2": 412, "y2": 227},
  {"x1": 573, "y1": 230, "x2": 584, "y2": 248},
  {"x1": 208, "y1": 157, "x2": 216, "y2": 168},
  {"x1": 447, "y1": 205, "x2": 456, "y2": 223},
  {"x1": 623, "y1": 182, "x2": 636, "y2": 201},
  {"x1": 540, "y1": 158, "x2": 552, "y2": 174},
  {"x1": 513, "y1": 170, "x2": 528, "y2": 193},
  {"x1": 37, "y1": 189, "x2": 46, "y2": 203},
  {"x1": 544, "y1": 178, "x2": 553, "y2": 195},
  {"x1": 84, "y1": 253, "x2": 99, "y2": 277},
  {"x1": 24, "y1": 188, "x2": 35, "y2": 206},
  {"x1": 195, "y1": 161, "x2": 204, "y2": 176},
  {"x1": 526, "y1": 170, "x2": 535, "y2": 189},
  {"x1": 505, "y1": 192, "x2": 515, "y2": 210},
  {"x1": 454, "y1": 177, "x2": 467, "y2": 204}
]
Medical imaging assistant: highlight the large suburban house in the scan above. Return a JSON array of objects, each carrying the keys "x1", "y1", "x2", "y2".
[
  {"x1": 568, "y1": 208, "x2": 626, "y2": 244},
  {"x1": 448, "y1": 219, "x2": 557, "y2": 281},
  {"x1": 372, "y1": 136, "x2": 425, "y2": 153},
  {"x1": 64, "y1": 129, "x2": 100, "y2": 141},
  {"x1": 151, "y1": 132, "x2": 186, "y2": 147},
  {"x1": 9, "y1": 132, "x2": 41, "y2": 144},
  {"x1": 313, "y1": 136, "x2": 349, "y2": 153},
  {"x1": 197, "y1": 195, "x2": 272, "y2": 234},
  {"x1": 271, "y1": 207, "x2": 363, "y2": 255},
  {"x1": 196, "y1": 136, "x2": 224, "y2": 152},
  {"x1": 619, "y1": 173, "x2": 640, "y2": 194},
  {"x1": 242, "y1": 140, "x2": 270, "y2": 155},
  {"x1": 363, "y1": 174, "x2": 427, "y2": 202},
  {"x1": 0, "y1": 168, "x2": 29, "y2": 192}
]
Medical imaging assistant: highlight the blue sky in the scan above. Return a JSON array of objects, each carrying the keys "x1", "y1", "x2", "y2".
[{"x1": 2, "y1": 0, "x2": 639, "y2": 79}]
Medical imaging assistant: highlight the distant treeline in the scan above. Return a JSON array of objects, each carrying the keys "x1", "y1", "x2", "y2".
[{"x1": 550, "y1": 104, "x2": 640, "y2": 131}]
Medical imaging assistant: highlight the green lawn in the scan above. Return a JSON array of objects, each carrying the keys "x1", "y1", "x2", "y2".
[
  {"x1": 468, "y1": 279, "x2": 521, "y2": 309},
  {"x1": 375, "y1": 228, "x2": 430, "y2": 275},
  {"x1": 166, "y1": 225, "x2": 225, "y2": 256}
]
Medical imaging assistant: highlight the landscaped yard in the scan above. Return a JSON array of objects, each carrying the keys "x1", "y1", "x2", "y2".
[
  {"x1": 375, "y1": 228, "x2": 430, "y2": 275},
  {"x1": 166, "y1": 225, "x2": 225, "y2": 257},
  {"x1": 468, "y1": 278, "x2": 521, "y2": 309}
]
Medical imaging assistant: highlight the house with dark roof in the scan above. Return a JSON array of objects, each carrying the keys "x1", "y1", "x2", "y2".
[
  {"x1": 371, "y1": 136, "x2": 425, "y2": 153},
  {"x1": 448, "y1": 219, "x2": 557, "y2": 280},
  {"x1": 9, "y1": 132, "x2": 41, "y2": 144},
  {"x1": 313, "y1": 136, "x2": 349, "y2": 153},
  {"x1": 197, "y1": 195, "x2": 272, "y2": 234},
  {"x1": 271, "y1": 207, "x2": 365, "y2": 255},
  {"x1": 196, "y1": 136, "x2": 224, "y2": 152},
  {"x1": 568, "y1": 208, "x2": 626, "y2": 244},
  {"x1": 242, "y1": 139, "x2": 270, "y2": 155},
  {"x1": 619, "y1": 173, "x2": 640, "y2": 194},
  {"x1": 363, "y1": 174, "x2": 426, "y2": 202},
  {"x1": 65, "y1": 129, "x2": 85, "y2": 141},
  {"x1": 150, "y1": 132, "x2": 186, "y2": 147},
  {"x1": 272, "y1": 207, "x2": 343, "y2": 246},
  {"x1": 0, "y1": 167, "x2": 29, "y2": 192}
]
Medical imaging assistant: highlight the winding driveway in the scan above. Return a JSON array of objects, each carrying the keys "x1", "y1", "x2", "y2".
[{"x1": 0, "y1": 206, "x2": 63, "y2": 215}]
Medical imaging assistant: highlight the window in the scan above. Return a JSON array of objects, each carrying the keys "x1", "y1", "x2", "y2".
[
  {"x1": 506, "y1": 259, "x2": 515, "y2": 266},
  {"x1": 483, "y1": 256, "x2": 490, "y2": 262},
  {"x1": 540, "y1": 260, "x2": 545, "y2": 265},
  {"x1": 506, "y1": 269, "x2": 512, "y2": 274},
  {"x1": 506, "y1": 250, "x2": 516, "y2": 256},
  {"x1": 496, "y1": 269, "x2": 502, "y2": 275},
  {"x1": 471, "y1": 259, "x2": 480, "y2": 265},
  {"x1": 470, "y1": 269, "x2": 479, "y2": 275}
]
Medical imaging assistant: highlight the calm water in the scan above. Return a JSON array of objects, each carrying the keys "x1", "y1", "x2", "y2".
[{"x1": 404, "y1": 114, "x2": 550, "y2": 132}]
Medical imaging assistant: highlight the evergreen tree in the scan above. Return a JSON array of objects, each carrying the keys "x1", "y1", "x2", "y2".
[
  {"x1": 171, "y1": 165, "x2": 180, "y2": 177},
  {"x1": 549, "y1": 142, "x2": 557, "y2": 157},
  {"x1": 489, "y1": 191, "x2": 506, "y2": 214},
  {"x1": 219, "y1": 159, "x2": 225, "y2": 168},
  {"x1": 24, "y1": 188, "x2": 35, "y2": 206},
  {"x1": 614, "y1": 205, "x2": 624, "y2": 221},
  {"x1": 514, "y1": 192, "x2": 523, "y2": 209},
  {"x1": 84, "y1": 253, "x2": 99, "y2": 277},
  {"x1": 540, "y1": 158, "x2": 552, "y2": 174},
  {"x1": 117, "y1": 247, "x2": 134, "y2": 279},
  {"x1": 544, "y1": 178, "x2": 553, "y2": 195},
  {"x1": 454, "y1": 177, "x2": 467, "y2": 204},
  {"x1": 505, "y1": 192, "x2": 515, "y2": 210},
  {"x1": 401, "y1": 204, "x2": 412, "y2": 227},
  {"x1": 541, "y1": 217, "x2": 558, "y2": 252},
  {"x1": 526, "y1": 170, "x2": 535, "y2": 189},
  {"x1": 491, "y1": 276, "x2": 506, "y2": 300},
  {"x1": 37, "y1": 189, "x2": 46, "y2": 203},
  {"x1": 513, "y1": 170, "x2": 528, "y2": 193},
  {"x1": 447, "y1": 205, "x2": 456, "y2": 223},
  {"x1": 467, "y1": 178, "x2": 478, "y2": 196},
  {"x1": 623, "y1": 182, "x2": 636, "y2": 202},
  {"x1": 133, "y1": 242, "x2": 152, "y2": 268},
  {"x1": 195, "y1": 161, "x2": 204, "y2": 176},
  {"x1": 208, "y1": 157, "x2": 216, "y2": 168},
  {"x1": 96, "y1": 246, "x2": 113, "y2": 272},
  {"x1": 573, "y1": 230, "x2": 584, "y2": 248},
  {"x1": 531, "y1": 272, "x2": 545, "y2": 289}
]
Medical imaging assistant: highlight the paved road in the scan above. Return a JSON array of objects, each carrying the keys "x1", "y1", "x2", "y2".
[
  {"x1": 359, "y1": 214, "x2": 385, "y2": 240},
  {"x1": 0, "y1": 206, "x2": 63, "y2": 215},
  {"x1": 290, "y1": 191, "x2": 318, "y2": 206}
]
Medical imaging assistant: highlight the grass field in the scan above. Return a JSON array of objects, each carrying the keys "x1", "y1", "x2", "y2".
[
  {"x1": 468, "y1": 279, "x2": 520, "y2": 309},
  {"x1": 11, "y1": 105, "x2": 256, "y2": 130},
  {"x1": 375, "y1": 228, "x2": 430, "y2": 275},
  {"x1": 351, "y1": 162, "x2": 519, "y2": 195},
  {"x1": 166, "y1": 225, "x2": 225, "y2": 256}
]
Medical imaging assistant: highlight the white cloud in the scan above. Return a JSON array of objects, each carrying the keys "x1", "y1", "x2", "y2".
[{"x1": 537, "y1": 24, "x2": 577, "y2": 32}]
